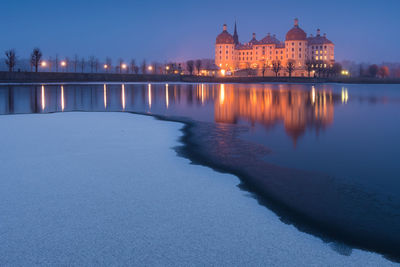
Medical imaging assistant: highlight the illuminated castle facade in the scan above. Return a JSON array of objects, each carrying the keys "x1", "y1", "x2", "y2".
[{"x1": 215, "y1": 18, "x2": 335, "y2": 77}]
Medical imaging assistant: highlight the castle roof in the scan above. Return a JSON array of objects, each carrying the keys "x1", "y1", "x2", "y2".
[
  {"x1": 286, "y1": 18, "x2": 307, "y2": 41},
  {"x1": 259, "y1": 33, "x2": 280, "y2": 45},
  {"x1": 307, "y1": 34, "x2": 333, "y2": 45},
  {"x1": 216, "y1": 24, "x2": 234, "y2": 44}
]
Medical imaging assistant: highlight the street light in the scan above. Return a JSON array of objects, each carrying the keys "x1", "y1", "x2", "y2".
[
  {"x1": 61, "y1": 61, "x2": 66, "y2": 67},
  {"x1": 121, "y1": 64, "x2": 127, "y2": 69},
  {"x1": 148, "y1": 66, "x2": 153, "y2": 72},
  {"x1": 41, "y1": 61, "x2": 47, "y2": 67}
]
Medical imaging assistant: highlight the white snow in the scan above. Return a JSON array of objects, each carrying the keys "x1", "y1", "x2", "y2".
[{"x1": 0, "y1": 112, "x2": 396, "y2": 266}]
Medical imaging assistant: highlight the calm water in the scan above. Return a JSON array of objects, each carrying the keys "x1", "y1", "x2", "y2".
[{"x1": 1, "y1": 83, "x2": 400, "y2": 257}]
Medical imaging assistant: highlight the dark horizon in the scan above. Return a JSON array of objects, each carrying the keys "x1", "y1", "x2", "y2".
[{"x1": 1, "y1": 0, "x2": 399, "y2": 63}]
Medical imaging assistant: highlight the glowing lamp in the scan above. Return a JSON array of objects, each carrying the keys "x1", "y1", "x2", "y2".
[
  {"x1": 41, "y1": 61, "x2": 47, "y2": 67},
  {"x1": 148, "y1": 66, "x2": 153, "y2": 71},
  {"x1": 61, "y1": 61, "x2": 67, "y2": 67},
  {"x1": 121, "y1": 64, "x2": 127, "y2": 69}
]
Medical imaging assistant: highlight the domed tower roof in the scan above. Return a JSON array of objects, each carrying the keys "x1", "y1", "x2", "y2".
[
  {"x1": 216, "y1": 24, "x2": 234, "y2": 44},
  {"x1": 285, "y1": 18, "x2": 307, "y2": 41}
]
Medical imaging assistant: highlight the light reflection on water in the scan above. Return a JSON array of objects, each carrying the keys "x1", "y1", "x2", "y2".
[
  {"x1": 0, "y1": 82, "x2": 399, "y2": 258},
  {"x1": 0, "y1": 82, "x2": 399, "y2": 188}
]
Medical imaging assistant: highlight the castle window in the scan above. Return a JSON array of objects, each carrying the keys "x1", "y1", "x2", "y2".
[
  {"x1": 292, "y1": 54, "x2": 294, "y2": 58},
  {"x1": 299, "y1": 54, "x2": 301, "y2": 58},
  {"x1": 292, "y1": 48, "x2": 294, "y2": 52},
  {"x1": 324, "y1": 46, "x2": 327, "y2": 49},
  {"x1": 292, "y1": 42, "x2": 294, "y2": 46},
  {"x1": 312, "y1": 46, "x2": 314, "y2": 49},
  {"x1": 226, "y1": 56, "x2": 228, "y2": 60},
  {"x1": 281, "y1": 51, "x2": 283, "y2": 54},
  {"x1": 281, "y1": 56, "x2": 283, "y2": 60},
  {"x1": 299, "y1": 48, "x2": 302, "y2": 51}
]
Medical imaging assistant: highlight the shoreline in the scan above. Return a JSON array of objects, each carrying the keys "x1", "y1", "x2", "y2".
[
  {"x1": 1, "y1": 71, "x2": 400, "y2": 84},
  {"x1": 142, "y1": 112, "x2": 400, "y2": 263},
  {"x1": 1, "y1": 112, "x2": 396, "y2": 265}
]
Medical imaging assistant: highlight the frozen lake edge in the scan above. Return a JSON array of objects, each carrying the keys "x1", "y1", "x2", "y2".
[{"x1": 0, "y1": 112, "x2": 396, "y2": 266}]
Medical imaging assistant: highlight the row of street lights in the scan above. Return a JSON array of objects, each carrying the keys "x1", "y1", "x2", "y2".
[{"x1": 40, "y1": 60, "x2": 158, "y2": 73}]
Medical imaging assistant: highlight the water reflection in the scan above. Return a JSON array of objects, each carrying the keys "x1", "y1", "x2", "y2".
[
  {"x1": 61, "y1": 85, "x2": 65, "y2": 111},
  {"x1": 103, "y1": 84, "x2": 107, "y2": 109},
  {"x1": 1, "y1": 83, "x2": 396, "y2": 146},
  {"x1": 148, "y1": 83, "x2": 152, "y2": 109},
  {"x1": 41, "y1": 85, "x2": 45, "y2": 111},
  {"x1": 122, "y1": 84, "x2": 126, "y2": 110}
]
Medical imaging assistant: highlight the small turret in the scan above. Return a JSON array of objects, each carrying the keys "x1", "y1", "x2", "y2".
[{"x1": 294, "y1": 18, "x2": 299, "y2": 27}]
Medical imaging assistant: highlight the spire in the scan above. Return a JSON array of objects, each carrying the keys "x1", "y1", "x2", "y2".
[{"x1": 233, "y1": 20, "x2": 239, "y2": 45}]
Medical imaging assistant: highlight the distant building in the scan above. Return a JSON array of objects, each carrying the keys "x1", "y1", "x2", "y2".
[{"x1": 215, "y1": 18, "x2": 335, "y2": 77}]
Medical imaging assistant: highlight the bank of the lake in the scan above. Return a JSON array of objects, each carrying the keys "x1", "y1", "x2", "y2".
[
  {"x1": 1, "y1": 71, "x2": 400, "y2": 84},
  {"x1": 0, "y1": 112, "x2": 395, "y2": 266}
]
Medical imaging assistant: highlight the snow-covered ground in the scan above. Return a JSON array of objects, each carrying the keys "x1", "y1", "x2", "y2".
[{"x1": 0, "y1": 112, "x2": 395, "y2": 266}]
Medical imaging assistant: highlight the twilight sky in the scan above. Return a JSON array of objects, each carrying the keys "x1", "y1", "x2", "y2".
[{"x1": 1, "y1": 0, "x2": 399, "y2": 63}]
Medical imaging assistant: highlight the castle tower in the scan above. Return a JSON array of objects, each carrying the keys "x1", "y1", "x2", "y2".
[{"x1": 233, "y1": 21, "x2": 239, "y2": 46}]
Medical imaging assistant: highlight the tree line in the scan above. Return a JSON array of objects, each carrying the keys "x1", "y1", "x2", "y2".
[{"x1": 2, "y1": 48, "x2": 190, "y2": 75}]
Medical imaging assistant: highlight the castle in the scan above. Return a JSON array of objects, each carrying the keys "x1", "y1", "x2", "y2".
[{"x1": 215, "y1": 18, "x2": 335, "y2": 77}]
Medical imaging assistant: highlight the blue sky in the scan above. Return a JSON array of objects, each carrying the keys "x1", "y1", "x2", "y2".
[{"x1": 1, "y1": 0, "x2": 399, "y2": 63}]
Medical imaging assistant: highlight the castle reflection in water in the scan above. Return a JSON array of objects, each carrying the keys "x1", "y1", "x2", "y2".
[{"x1": 0, "y1": 83, "x2": 345, "y2": 144}]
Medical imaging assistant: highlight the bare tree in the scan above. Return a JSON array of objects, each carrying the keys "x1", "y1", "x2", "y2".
[
  {"x1": 5, "y1": 49, "x2": 17, "y2": 72},
  {"x1": 378, "y1": 65, "x2": 390, "y2": 78},
  {"x1": 305, "y1": 60, "x2": 313, "y2": 77},
  {"x1": 30, "y1": 48, "x2": 42, "y2": 72},
  {"x1": 65, "y1": 57, "x2": 70, "y2": 72},
  {"x1": 368, "y1": 64, "x2": 379, "y2": 77},
  {"x1": 55, "y1": 54, "x2": 59, "y2": 72},
  {"x1": 89, "y1": 56, "x2": 96, "y2": 73},
  {"x1": 195, "y1": 59, "x2": 202, "y2": 75},
  {"x1": 331, "y1": 63, "x2": 342, "y2": 77},
  {"x1": 106, "y1": 57, "x2": 112, "y2": 73},
  {"x1": 73, "y1": 55, "x2": 79, "y2": 72},
  {"x1": 130, "y1": 59, "x2": 136, "y2": 74},
  {"x1": 286, "y1": 60, "x2": 295, "y2": 78},
  {"x1": 81, "y1": 57, "x2": 85, "y2": 73},
  {"x1": 152, "y1": 62, "x2": 159, "y2": 74},
  {"x1": 95, "y1": 58, "x2": 99, "y2": 73},
  {"x1": 272, "y1": 60, "x2": 281, "y2": 77},
  {"x1": 118, "y1": 58, "x2": 124, "y2": 73},
  {"x1": 186, "y1": 60, "x2": 194, "y2": 75},
  {"x1": 141, "y1": 60, "x2": 147, "y2": 74},
  {"x1": 261, "y1": 63, "x2": 268, "y2": 77}
]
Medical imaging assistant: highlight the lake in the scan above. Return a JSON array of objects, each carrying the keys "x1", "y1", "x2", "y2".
[{"x1": 1, "y1": 82, "x2": 399, "y2": 259}]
